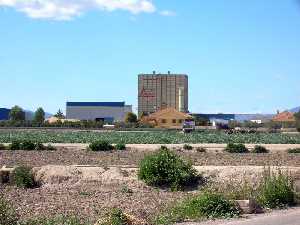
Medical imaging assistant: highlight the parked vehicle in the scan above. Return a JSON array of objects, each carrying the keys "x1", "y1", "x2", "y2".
[{"x1": 182, "y1": 119, "x2": 195, "y2": 133}]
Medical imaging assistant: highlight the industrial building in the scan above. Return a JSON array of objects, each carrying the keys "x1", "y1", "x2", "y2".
[
  {"x1": 192, "y1": 113, "x2": 274, "y2": 124},
  {"x1": 0, "y1": 108, "x2": 10, "y2": 120},
  {"x1": 138, "y1": 71, "x2": 188, "y2": 117},
  {"x1": 66, "y1": 102, "x2": 132, "y2": 123}
]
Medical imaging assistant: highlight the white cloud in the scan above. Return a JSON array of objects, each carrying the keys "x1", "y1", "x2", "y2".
[
  {"x1": 0, "y1": 0, "x2": 156, "y2": 20},
  {"x1": 159, "y1": 10, "x2": 176, "y2": 16}
]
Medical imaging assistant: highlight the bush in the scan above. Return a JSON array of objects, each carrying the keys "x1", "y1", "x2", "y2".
[
  {"x1": 257, "y1": 169, "x2": 295, "y2": 208},
  {"x1": 115, "y1": 143, "x2": 126, "y2": 151},
  {"x1": 155, "y1": 192, "x2": 240, "y2": 224},
  {"x1": 0, "y1": 196, "x2": 19, "y2": 225},
  {"x1": 8, "y1": 140, "x2": 55, "y2": 151},
  {"x1": 287, "y1": 148, "x2": 300, "y2": 154},
  {"x1": 88, "y1": 140, "x2": 114, "y2": 152},
  {"x1": 183, "y1": 144, "x2": 193, "y2": 150},
  {"x1": 99, "y1": 208, "x2": 129, "y2": 225},
  {"x1": 21, "y1": 140, "x2": 36, "y2": 150},
  {"x1": 138, "y1": 147, "x2": 200, "y2": 190},
  {"x1": 252, "y1": 145, "x2": 269, "y2": 153},
  {"x1": 206, "y1": 180, "x2": 256, "y2": 202},
  {"x1": 10, "y1": 166, "x2": 36, "y2": 189},
  {"x1": 45, "y1": 144, "x2": 56, "y2": 151},
  {"x1": 34, "y1": 142, "x2": 45, "y2": 151},
  {"x1": 224, "y1": 143, "x2": 249, "y2": 153},
  {"x1": 8, "y1": 140, "x2": 22, "y2": 150},
  {"x1": 0, "y1": 143, "x2": 7, "y2": 150},
  {"x1": 196, "y1": 147, "x2": 206, "y2": 153}
]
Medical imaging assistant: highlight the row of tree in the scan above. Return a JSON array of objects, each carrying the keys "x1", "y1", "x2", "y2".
[
  {"x1": 295, "y1": 111, "x2": 300, "y2": 131},
  {"x1": 9, "y1": 105, "x2": 64, "y2": 123},
  {"x1": 9, "y1": 106, "x2": 138, "y2": 122}
]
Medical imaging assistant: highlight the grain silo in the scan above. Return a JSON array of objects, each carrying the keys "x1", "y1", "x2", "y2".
[{"x1": 138, "y1": 71, "x2": 188, "y2": 117}]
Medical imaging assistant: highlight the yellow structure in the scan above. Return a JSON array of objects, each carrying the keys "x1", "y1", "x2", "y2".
[
  {"x1": 45, "y1": 116, "x2": 80, "y2": 124},
  {"x1": 145, "y1": 108, "x2": 193, "y2": 128}
]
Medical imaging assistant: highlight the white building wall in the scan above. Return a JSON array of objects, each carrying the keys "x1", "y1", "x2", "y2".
[{"x1": 66, "y1": 106, "x2": 127, "y2": 121}]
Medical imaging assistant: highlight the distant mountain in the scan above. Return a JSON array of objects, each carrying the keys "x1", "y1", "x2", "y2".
[{"x1": 289, "y1": 107, "x2": 300, "y2": 113}]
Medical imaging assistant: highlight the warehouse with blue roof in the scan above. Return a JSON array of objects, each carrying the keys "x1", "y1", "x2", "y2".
[
  {"x1": 0, "y1": 108, "x2": 11, "y2": 120},
  {"x1": 66, "y1": 102, "x2": 132, "y2": 123}
]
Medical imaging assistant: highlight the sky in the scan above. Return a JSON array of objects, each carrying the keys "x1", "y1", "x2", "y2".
[{"x1": 0, "y1": 0, "x2": 300, "y2": 114}]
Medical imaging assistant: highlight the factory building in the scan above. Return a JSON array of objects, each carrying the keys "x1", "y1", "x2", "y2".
[
  {"x1": 192, "y1": 113, "x2": 274, "y2": 125},
  {"x1": 0, "y1": 108, "x2": 10, "y2": 120},
  {"x1": 138, "y1": 71, "x2": 188, "y2": 117},
  {"x1": 66, "y1": 102, "x2": 132, "y2": 123}
]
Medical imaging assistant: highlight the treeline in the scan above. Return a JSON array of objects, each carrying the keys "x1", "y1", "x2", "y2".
[{"x1": 1, "y1": 106, "x2": 152, "y2": 129}]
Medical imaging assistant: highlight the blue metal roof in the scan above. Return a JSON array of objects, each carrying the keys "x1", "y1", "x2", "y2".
[
  {"x1": 192, "y1": 113, "x2": 235, "y2": 121},
  {"x1": 66, "y1": 102, "x2": 125, "y2": 107}
]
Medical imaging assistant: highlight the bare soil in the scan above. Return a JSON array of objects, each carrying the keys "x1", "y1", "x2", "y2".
[
  {"x1": 1, "y1": 146, "x2": 300, "y2": 223},
  {"x1": 1, "y1": 147, "x2": 300, "y2": 168}
]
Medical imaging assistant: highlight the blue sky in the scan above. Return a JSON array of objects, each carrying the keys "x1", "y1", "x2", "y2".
[{"x1": 0, "y1": 0, "x2": 300, "y2": 114}]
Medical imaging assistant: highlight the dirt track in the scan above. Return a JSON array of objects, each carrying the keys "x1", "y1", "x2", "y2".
[{"x1": 1, "y1": 147, "x2": 300, "y2": 167}]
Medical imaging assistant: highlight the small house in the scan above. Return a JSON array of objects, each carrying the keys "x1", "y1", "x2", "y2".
[{"x1": 145, "y1": 108, "x2": 193, "y2": 128}]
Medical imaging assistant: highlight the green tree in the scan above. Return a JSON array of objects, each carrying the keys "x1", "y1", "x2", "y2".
[
  {"x1": 54, "y1": 109, "x2": 65, "y2": 119},
  {"x1": 124, "y1": 112, "x2": 137, "y2": 123},
  {"x1": 295, "y1": 110, "x2": 300, "y2": 132},
  {"x1": 194, "y1": 116, "x2": 210, "y2": 126},
  {"x1": 34, "y1": 107, "x2": 45, "y2": 123},
  {"x1": 9, "y1": 105, "x2": 25, "y2": 121}
]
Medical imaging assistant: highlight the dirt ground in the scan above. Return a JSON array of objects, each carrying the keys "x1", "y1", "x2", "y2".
[
  {"x1": 1, "y1": 145, "x2": 300, "y2": 223},
  {"x1": 1, "y1": 146, "x2": 300, "y2": 168},
  {"x1": 2, "y1": 165, "x2": 300, "y2": 223}
]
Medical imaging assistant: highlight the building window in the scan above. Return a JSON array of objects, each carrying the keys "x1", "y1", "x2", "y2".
[
  {"x1": 172, "y1": 119, "x2": 176, "y2": 124},
  {"x1": 161, "y1": 119, "x2": 167, "y2": 123},
  {"x1": 178, "y1": 119, "x2": 183, "y2": 124}
]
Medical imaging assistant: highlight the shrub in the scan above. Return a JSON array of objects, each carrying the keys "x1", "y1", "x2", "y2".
[
  {"x1": 224, "y1": 143, "x2": 249, "y2": 153},
  {"x1": 0, "y1": 169, "x2": 11, "y2": 184},
  {"x1": 45, "y1": 144, "x2": 56, "y2": 151},
  {"x1": 257, "y1": 169, "x2": 295, "y2": 208},
  {"x1": 34, "y1": 142, "x2": 46, "y2": 151},
  {"x1": 183, "y1": 144, "x2": 193, "y2": 151},
  {"x1": 8, "y1": 140, "x2": 22, "y2": 150},
  {"x1": 0, "y1": 143, "x2": 7, "y2": 150},
  {"x1": 155, "y1": 192, "x2": 240, "y2": 224},
  {"x1": 138, "y1": 147, "x2": 200, "y2": 190},
  {"x1": 252, "y1": 145, "x2": 269, "y2": 153},
  {"x1": 21, "y1": 140, "x2": 36, "y2": 150},
  {"x1": 10, "y1": 166, "x2": 36, "y2": 189},
  {"x1": 88, "y1": 141, "x2": 114, "y2": 152},
  {"x1": 8, "y1": 141, "x2": 55, "y2": 151},
  {"x1": 205, "y1": 179, "x2": 257, "y2": 202},
  {"x1": 287, "y1": 148, "x2": 300, "y2": 154},
  {"x1": 99, "y1": 208, "x2": 129, "y2": 225},
  {"x1": 196, "y1": 147, "x2": 206, "y2": 153},
  {"x1": 0, "y1": 196, "x2": 19, "y2": 225},
  {"x1": 115, "y1": 143, "x2": 126, "y2": 151}
]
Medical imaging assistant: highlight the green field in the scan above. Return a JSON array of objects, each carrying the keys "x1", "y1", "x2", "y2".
[{"x1": 0, "y1": 130, "x2": 300, "y2": 144}]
